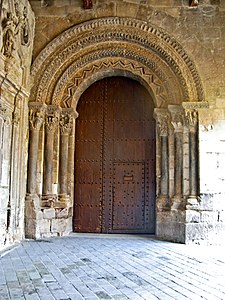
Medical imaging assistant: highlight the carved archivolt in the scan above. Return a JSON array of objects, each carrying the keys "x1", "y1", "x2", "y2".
[{"x1": 31, "y1": 17, "x2": 205, "y2": 108}]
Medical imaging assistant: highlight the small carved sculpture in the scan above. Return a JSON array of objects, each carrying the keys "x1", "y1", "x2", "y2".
[
  {"x1": 83, "y1": 0, "x2": 92, "y2": 9},
  {"x1": 1, "y1": 12, "x2": 17, "y2": 58},
  {"x1": 190, "y1": 0, "x2": 199, "y2": 7},
  {"x1": 21, "y1": 7, "x2": 30, "y2": 46},
  {"x1": 41, "y1": 0, "x2": 48, "y2": 7}
]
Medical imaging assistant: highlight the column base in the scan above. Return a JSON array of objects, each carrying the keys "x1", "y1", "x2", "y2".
[
  {"x1": 25, "y1": 194, "x2": 72, "y2": 239},
  {"x1": 156, "y1": 195, "x2": 171, "y2": 211},
  {"x1": 41, "y1": 194, "x2": 57, "y2": 208}
]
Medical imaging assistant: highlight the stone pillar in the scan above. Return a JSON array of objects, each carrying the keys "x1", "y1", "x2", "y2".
[
  {"x1": 154, "y1": 109, "x2": 170, "y2": 209},
  {"x1": 27, "y1": 103, "x2": 45, "y2": 194},
  {"x1": 182, "y1": 101, "x2": 202, "y2": 202},
  {"x1": 58, "y1": 110, "x2": 73, "y2": 201},
  {"x1": 185, "y1": 109, "x2": 198, "y2": 197},
  {"x1": 42, "y1": 106, "x2": 60, "y2": 207}
]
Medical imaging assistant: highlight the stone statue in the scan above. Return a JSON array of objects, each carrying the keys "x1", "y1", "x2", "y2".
[
  {"x1": 21, "y1": 6, "x2": 30, "y2": 46},
  {"x1": 1, "y1": 12, "x2": 17, "y2": 58}
]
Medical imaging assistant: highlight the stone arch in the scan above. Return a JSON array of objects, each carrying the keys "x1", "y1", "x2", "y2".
[
  {"x1": 30, "y1": 17, "x2": 204, "y2": 108},
  {"x1": 26, "y1": 17, "x2": 206, "y2": 242}
]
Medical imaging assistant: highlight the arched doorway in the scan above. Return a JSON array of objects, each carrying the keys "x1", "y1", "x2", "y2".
[{"x1": 74, "y1": 76, "x2": 156, "y2": 233}]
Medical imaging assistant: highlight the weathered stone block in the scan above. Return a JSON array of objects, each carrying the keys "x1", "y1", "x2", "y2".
[
  {"x1": 39, "y1": 219, "x2": 51, "y2": 234},
  {"x1": 51, "y1": 218, "x2": 67, "y2": 234},
  {"x1": 43, "y1": 208, "x2": 56, "y2": 219},
  {"x1": 186, "y1": 210, "x2": 200, "y2": 223}
]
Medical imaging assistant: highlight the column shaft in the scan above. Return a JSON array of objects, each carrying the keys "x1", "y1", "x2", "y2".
[
  {"x1": 175, "y1": 132, "x2": 183, "y2": 196},
  {"x1": 43, "y1": 130, "x2": 54, "y2": 195},
  {"x1": 190, "y1": 131, "x2": 198, "y2": 196},
  {"x1": 59, "y1": 133, "x2": 69, "y2": 194},
  {"x1": 27, "y1": 130, "x2": 39, "y2": 194},
  {"x1": 161, "y1": 136, "x2": 169, "y2": 196}
]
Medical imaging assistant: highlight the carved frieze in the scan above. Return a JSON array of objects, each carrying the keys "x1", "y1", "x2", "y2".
[{"x1": 58, "y1": 57, "x2": 170, "y2": 109}]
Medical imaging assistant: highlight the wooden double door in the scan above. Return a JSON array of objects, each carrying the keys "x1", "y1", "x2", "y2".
[{"x1": 74, "y1": 77, "x2": 156, "y2": 233}]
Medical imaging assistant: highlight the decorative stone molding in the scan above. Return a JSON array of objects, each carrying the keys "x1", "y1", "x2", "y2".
[
  {"x1": 31, "y1": 17, "x2": 204, "y2": 110},
  {"x1": 58, "y1": 56, "x2": 171, "y2": 109},
  {"x1": 182, "y1": 101, "x2": 209, "y2": 110}
]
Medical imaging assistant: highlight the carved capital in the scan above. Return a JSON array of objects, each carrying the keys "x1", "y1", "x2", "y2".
[
  {"x1": 59, "y1": 113, "x2": 73, "y2": 135},
  {"x1": 168, "y1": 105, "x2": 184, "y2": 133},
  {"x1": 13, "y1": 109, "x2": 20, "y2": 125},
  {"x1": 29, "y1": 103, "x2": 46, "y2": 131},
  {"x1": 0, "y1": 103, "x2": 7, "y2": 116},
  {"x1": 45, "y1": 106, "x2": 61, "y2": 133},
  {"x1": 185, "y1": 109, "x2": 198, "y2": 132},
  {"x1": 154, "y1": 109, "x2": 170, "y2": 137}
]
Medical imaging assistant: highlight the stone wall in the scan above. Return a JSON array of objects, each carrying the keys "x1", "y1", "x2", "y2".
[{"x1": 0, "y1": 0, "x2": 34, "y2": 250}]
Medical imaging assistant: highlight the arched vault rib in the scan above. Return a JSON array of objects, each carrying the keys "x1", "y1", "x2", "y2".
[{"x1": 31, "y1": 17, "x2": 204, "y2": 107}]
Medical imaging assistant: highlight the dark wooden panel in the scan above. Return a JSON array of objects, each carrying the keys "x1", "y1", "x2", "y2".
[
  {"x1": 74, "y1": 81, "x2": 103, "y2": 233},
  {"x1": 74, "y1": 76, "x2": 156, "y2": 234},
  {"x1": 112, "y1": 162, "x2": 145, "y2": 231}
]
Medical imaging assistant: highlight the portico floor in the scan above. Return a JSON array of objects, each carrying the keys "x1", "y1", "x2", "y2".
[{"x1": 0, "y1": 234, "x2": 224, "y2": 300}]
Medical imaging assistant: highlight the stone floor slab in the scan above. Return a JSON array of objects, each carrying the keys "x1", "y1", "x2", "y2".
[{"x1": 0, "y1": 234, "x2": 224, "y2": 300}]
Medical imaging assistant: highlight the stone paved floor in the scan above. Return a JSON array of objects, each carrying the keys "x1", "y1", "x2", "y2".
[{"x1": 0, "y1": 234, "x2": 225, "y2": 300}]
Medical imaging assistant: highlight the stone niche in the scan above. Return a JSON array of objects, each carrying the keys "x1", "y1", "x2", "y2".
[{"x1": 0, "y1": 0, "x2": 34, "y2": 251}]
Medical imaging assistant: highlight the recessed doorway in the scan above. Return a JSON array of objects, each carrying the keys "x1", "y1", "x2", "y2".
[{"x1": 74, "y1": 76, "x2": 156, "y2": 233}]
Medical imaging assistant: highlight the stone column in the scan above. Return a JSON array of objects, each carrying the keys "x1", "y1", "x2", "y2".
[
  {"x1": 185, "y1": 109, "x2": 198, "y2": 196},
  {"x1": 27, "y1": 103, "x2": 45, "y2": 194},
  {"x1": 42, "y1": 106, "x2": 60, "y2": 207},
  {"x1": 169, "y1": 105, "x2": 184, "y2": 198},
  {"x1": 154, "y1": 109, "x2": 170, "y2": 209},
  {"x1": 58, "y1": 110, "x2": 73, "y2": 200}
]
